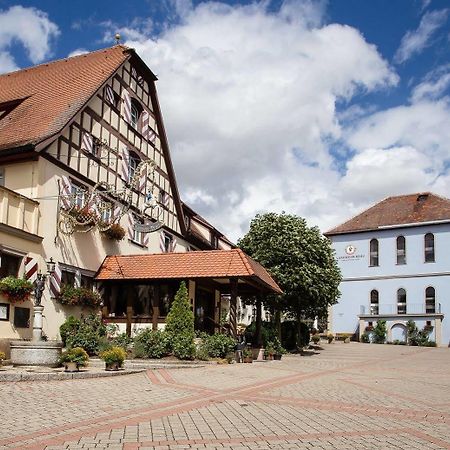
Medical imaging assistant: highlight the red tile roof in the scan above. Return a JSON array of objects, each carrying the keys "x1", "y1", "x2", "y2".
[
  {"x1": 325, "y1": 192, "x2": 450, "y2": 235},
  {"x1": 0, "y1": 45, "x2": 130, "y2": 151},
  {"x1": 95, "y1": 249, "x2": 282, "y2": 294}
]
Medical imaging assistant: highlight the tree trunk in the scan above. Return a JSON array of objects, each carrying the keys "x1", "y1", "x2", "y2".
[
  {"x1": 274, "y1": 308, "x2": 282, "y2": 341},
  {"x1": 255, "y1": 298, "x2": 263, "y2": 347}
]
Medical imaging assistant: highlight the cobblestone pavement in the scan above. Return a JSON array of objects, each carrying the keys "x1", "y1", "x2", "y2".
[{"x1": 1, "y1": 343, "x2": 449, "y2": 449}]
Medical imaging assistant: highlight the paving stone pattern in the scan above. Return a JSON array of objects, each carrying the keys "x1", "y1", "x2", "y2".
[{"x1": 0, "y1": 343, "x2": 449, "y2": 449}]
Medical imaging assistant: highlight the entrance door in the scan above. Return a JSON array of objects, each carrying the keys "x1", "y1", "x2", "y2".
[{"x1": 195, "y1": 287, "x2": 215, "y2": 334}]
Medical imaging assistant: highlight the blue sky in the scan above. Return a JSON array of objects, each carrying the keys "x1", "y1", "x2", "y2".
[{"x1": 1, "y1": 0, "x2": 450, "y2": 239}]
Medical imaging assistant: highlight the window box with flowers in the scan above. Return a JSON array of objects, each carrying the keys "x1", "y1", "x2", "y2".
[
  {"x1": 0, "y1": 276, "x2": 33, "y2": 303},
  {"x1": 56, "y1": 285, "x2": 102, "y2": 308},
  {"x1": 100, "y1": 223, "x2": 126, "y2": 241}
]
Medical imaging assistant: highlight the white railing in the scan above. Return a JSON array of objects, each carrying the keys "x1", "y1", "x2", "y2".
[{"x1": 0, "y1": 186, "x2": 40, "y2": 236}]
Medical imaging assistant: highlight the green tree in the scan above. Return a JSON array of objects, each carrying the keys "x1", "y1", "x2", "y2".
[
  {"x1": 165, "y1": 281, "x2": 196, "y2": 359},
  {"x1": 238, "y1": 212, "x2": 341, "y2": 349}
]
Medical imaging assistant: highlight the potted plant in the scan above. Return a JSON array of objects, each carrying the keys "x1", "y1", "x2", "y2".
[
  {"x1": 343, "y1": 334, "x2": 351, "y2": 343},
  {"x1": 242, "y1": 347, "x2": 253, "y2": 363},
  {"x1": 327, "y1": 333, "x2": 334, "y2": 344},
  {"x1": 101, "y1": 223, "x2": 126, "y2": 241},
  {"x1": 0, "y1": 276, "x2": 33, "y2": 303},
  {"x1": 100, "y1": 346, "x2": 126, "y2": 371},
  {"x1": 264, "y1": 342, "x2": 275, "y2": 360},
  {"x1": 59, "y1": 347, "x2": 89, "y2": 372},
  {"x1": 311, "y1": 334, "x2": 321, "y2": 344},
  {"x1": 273, "y1": 337, "x2": 285, "y2": 360},
  {"x1": 0, "y1": 351, "x2": 5, "y2": 367}
]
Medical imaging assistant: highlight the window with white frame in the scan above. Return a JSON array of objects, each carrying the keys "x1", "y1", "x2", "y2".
[
  {"x1": 396, "y1": 236, "x2": 406, "y2": 265},
  {"x1": 128, "y1": 152, "x2": 141, "y2": 183},
  {"x1": 369, "y1": 239, "x2": 379, "y2": 267},
  {"x1": 425, "y1": 287, "x2": 436, "y2": 314},
  {"x1": 370, "y1": 289, "x2": 379, "y2": 315},
  {"x1": 397, "y1": 288, "x2": 407, "y2": 314},
  {"x1": 424, "y1": 233, "x2": 435, "y2": 263}
]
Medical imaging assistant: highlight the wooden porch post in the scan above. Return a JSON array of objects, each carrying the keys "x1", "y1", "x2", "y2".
[
  {"x1": 229, "y1": 278, "x2": 238, "y2": 339},
  {"x1": 126, "y1": 285, "x2": 133, "y2": 337},
  {"x1": 152, "y1": 284, "x2": 160, "y2": 331},
  {"x1": 255, "y1": 298, "x2": 263, "y2": 347}
]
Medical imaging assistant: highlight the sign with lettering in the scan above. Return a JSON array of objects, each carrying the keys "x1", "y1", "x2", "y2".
[{"x1": 337, "y1": 244, "x2": 365, "y2": 262}]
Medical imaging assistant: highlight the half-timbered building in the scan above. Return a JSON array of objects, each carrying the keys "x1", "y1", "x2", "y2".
[{"x1": 0, "y1": 45, "x2": 280, "y2": 352}]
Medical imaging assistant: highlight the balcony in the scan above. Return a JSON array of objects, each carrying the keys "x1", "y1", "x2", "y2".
[
  {"x1": 360, "y1": 303, "x2": 442, "y2": 316},
  {"x1": 0, "y1": 186, "x2": 40, "y2": 239}
]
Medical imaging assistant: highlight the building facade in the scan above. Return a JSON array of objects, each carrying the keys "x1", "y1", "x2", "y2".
[
  {"x1": 0, "y1": 45, "x2": 241, "y2": 352},
  {"x1": 326, "y1": 193, "x2": 449, "y2": 347}
]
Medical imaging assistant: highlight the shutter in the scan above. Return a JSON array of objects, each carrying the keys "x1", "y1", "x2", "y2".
[
  {"x1": 121, "y1": 89, "x2": 132, "y2": 124},
  {"x1": 50, "y1": 262, "x2": 62, "y2": 297},
  {"x1": 81, "y1": 132, "x2": 93, "y2": 153},
  {"x1": 121, "y1": 148, "x2": 130, "y2": 182},
  {"x1": 105, "y1": 85, "x2": 115, "y2": 105},
  {"x1": 74, "y1": 270, "x2": 81, "y2": 288},
  {"x1": 127, "y1": 212, "x2": 135, "y2": 240},
  {"x1": 141, "y1": 111, "x2": 150, "y2": 140},
  {"x1": 59, "y1": 176, "x2": 72, "y2": 209},
  {"x1": 139, "y1": 164, "x2": 147, "y2": 192},
  {"x1": 25, "y1": 257, "x2": 38, "y2": 283},
  {"x1": 159, "y1": 231, "x2": 167, "y2": 253}
]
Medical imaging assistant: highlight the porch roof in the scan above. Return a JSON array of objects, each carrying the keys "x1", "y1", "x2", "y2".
[{"x1": 95, "y1": 249, "x2": 282, "y2": 294}]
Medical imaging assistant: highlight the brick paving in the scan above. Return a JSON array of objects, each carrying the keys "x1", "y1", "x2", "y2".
[{"x1": 0, "y1": 343, "x2": 449, "y2": 449}]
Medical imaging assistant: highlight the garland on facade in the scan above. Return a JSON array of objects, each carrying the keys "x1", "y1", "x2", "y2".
[{"x1": 58, "y1": 159, "x2": 163, "y2": 235}]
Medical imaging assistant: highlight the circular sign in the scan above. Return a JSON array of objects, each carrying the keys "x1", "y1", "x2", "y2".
[{"x1": 345, "y1": 245, "x2": 356, "y2": 255}]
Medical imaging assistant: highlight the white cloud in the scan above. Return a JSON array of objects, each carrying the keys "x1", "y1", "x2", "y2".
[
  {"x1": 121, "y1": 1, "x2": 397, "y2": 240},
  {"x1": 394, "y1": 9, "x2": 449, "y2": 64},
  {"x1": 411, "y1": 64, "x2": 450, "y2": 102},
  {"x1": 68, "y1": 48, "x2": 89, "y2": 58},
  {"x1": 0, "y1": 5, "x2": 59, "y2": 73}
]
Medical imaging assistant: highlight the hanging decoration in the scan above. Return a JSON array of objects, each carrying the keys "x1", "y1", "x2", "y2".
[{"x1": 57, "y1": 158, "x2": 163, "y2": 235}]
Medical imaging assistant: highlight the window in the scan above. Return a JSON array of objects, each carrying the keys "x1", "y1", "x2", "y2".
[
  {"x1": 397, "y1": 288, "x2": 407, "y2": 314},
  {"x1": 0, "y1": 252, "x2": 22, "y2": 278},
  {"x1": 128, "y1": 152, "x2": 141, "y2": 183},
  {"x1": 61, "y1": 270, "x2": 75, "y2": 287},
  {"x1": 0, "y1": 167, "x2": 4, "y2": 186},
  {"x1": 370, "y1": 290, "x2": 379, "y2": 315},
  {"x1": 130, "y1": 99, "x2": 142, "y2": 129},
  {"x1": 159, "y1": 190, "x2": 169, "y2": 208},
  {"x1": 425, "y1": 287, "x2": 435, "y2": 314},
  {"x1": 396, "y1": 236, "x2": 406, "y2": 265},
  {"x1": 369, "y1": 239, "x2": 379, "y2": 266},
  {"x1": 162, "y1": 232, "x2": 173, "y2": 253},
  {"x1": 132, "y1": 216, "x2": 144, "y2": 245},
  {"x1": 70, "y1": 183, "x2": 86, "y2": 209},
  {"x1": 424, "y1": 233, "x2": 435, "y2": 262}
]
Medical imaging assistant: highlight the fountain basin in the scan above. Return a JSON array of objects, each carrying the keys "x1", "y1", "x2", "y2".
[{"x1": 10, "y1": 340, "x2": 63, "y2": 367}]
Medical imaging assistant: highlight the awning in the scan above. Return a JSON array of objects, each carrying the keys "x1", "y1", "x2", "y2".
[{"x1": 95, "y1": 248, "x2": 282, "y2": 294}]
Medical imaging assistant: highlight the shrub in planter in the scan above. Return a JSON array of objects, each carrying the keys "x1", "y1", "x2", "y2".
[
  {"x1": 327, "y1": 333, "x2": 334, "y2": 344},
  {"x1": 133, "y1": 329, "x2": 170, "y2": 359},
  {"x1": 272, "y1": 337, "x2": 286, "y2": 358},
  {"x1": 101, "y1": 223, "x2": 126, "y2": 241},
  {"x1": 264, "y1": 342, "x2": 275, "y2": 360},
  {"x1": 100, "y1": 346, "x2": 126, "y2": 370},
  {"x1": 311, "y1": 334, "x2": 321, "y2": 344},
  {"x1": 59, "y1": 347, "x2": 89, "y2": 371},
  {"x1": 56, "y1": 285, "x2": 102, "y2": 308},
  {"x1": 360, "y1": 332, "x2": 370, "y2": 343},
  {"x1": 0, "y1": 351, "x2": 5, "y2": 365},
  {"x1": 0, "y1": 276, "x2": 33, "y2": 303},
  {"x1": 242, "y1": 347, "x2": 253, "y2": 363}
]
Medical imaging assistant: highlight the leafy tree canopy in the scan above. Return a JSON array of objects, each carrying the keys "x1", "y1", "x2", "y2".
[{"x1": 238, "y1": 212, "x2": 341, "y2": 320}]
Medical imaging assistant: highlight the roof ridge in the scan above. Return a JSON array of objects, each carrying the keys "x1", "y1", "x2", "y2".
[
  {"x1": 0, "y1": 45, "x2": 129, "y2": 78},
  {"x1": 234, "y1": 248, "x2": 254, "y2": 276}
]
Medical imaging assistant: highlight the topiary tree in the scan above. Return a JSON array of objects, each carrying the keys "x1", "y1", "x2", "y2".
[{"x1": 165, "y1": 281, "x2": 196, "y2": 359}]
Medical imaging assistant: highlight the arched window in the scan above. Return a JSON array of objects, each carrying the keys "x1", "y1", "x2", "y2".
[
  {"x1": 396, "y1": 236, "x2": 406, "y2": 265},
  {"x1": 130, "y1": 99, "x2": 142, "y2": 129},
  {"x1": 369, "y1": 239, "x2": 379, "y2": 267},
  {"x1": 397, "y1": 288, "x2": 406, "y2": 314},
  {"x1": 424, "y1": 233, "x2": 435, "y2": 262},
  {"x1": 425, "y1": 287, "x2": 435, "y2": 313},
  {"x1": 370, "y1": 289, "x2": 379, "y2": 315}
]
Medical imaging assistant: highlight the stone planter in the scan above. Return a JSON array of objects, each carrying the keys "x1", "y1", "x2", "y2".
[
  {"x1": 64, "y1": 362, "x2": 78, "y2": 372},
  {"x1": 105, "y1": 362, "x2": 120, "y2": 371},
  {"x1": 243, "y1": 357, "x2": 253, "y2": 363},
  {"x1": 10, "y1": 340, "x2": 63, "y2": 367},
  {"x1": 273, "y1": 354, "x2": 282, "y2": 360}
]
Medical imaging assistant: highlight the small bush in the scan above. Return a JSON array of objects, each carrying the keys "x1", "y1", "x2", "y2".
[
  {"x1": 372, "y1": 320, "x2": 387, "y2": 344},
  {"x1": 360, "y1": 332, "x2": 370, "y2": 343},
  {"x1": 195, "y1": 344, "x2": 210, "y2": 361},
  {"x1": 172, "y1": 333, "x2": 196, "y2": 360},
  {"x1": 311, "y1": 334, "x2": 321, "y2": 344},
  {"x1": 0, "y1": 351, "x2": 6, "y2": 361},
  {"x1": 204, "y1": 333, "x2": 235, "y2": 358},
  {"x1": 62, "y1": 314, "x2": 107, "y2": 355},
  {"x1": 133, "y1": 329, "x2": 170, "y2": 359},
  {"x1": 60, "y1": 316, "x2": 81, "y2": 346},
  {"x1": 112, "y1": 332, "x2": 133, "y2": 350}
]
